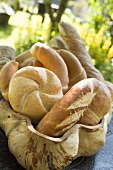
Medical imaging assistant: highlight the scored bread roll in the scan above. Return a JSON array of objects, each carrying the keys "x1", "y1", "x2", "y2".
[
  {"x1": 78, "y1": 80, "x2": 112, "y2": 125},
  {"x1": 58, "y1": 22, "x2": 104, "y2": 81},
  {"x1": 0, "y1": 61, "x2": 18, "y2": 100},
  {"x1": 8, "y1": 66, "x2": 63, "y2": 123},
  {"x1": 36, "y1": 78, "x2": 99, "y2": 137},
  {"x1": 56, "y1": 49, "x2": 87, "y2": 89},
  {"x1": 30, "y1": 42, "x2": 69, "y2": 94}
]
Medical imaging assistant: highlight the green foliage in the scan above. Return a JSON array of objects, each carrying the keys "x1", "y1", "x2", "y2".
[{"x1": 15, "y1": 28, "x2": 45, "y2": 55}]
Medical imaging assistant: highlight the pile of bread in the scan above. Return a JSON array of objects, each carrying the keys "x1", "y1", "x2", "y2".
[{"x1": 0, "y1": 21, "x2": 113, "y2": 138}]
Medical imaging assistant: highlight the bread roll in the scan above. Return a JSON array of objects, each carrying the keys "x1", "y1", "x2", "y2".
[
  {"x1": 37, "y1": 78, "x2": 99, "y2": 137},
  {"x1": 78, "y1": 80, "x2": 112, "y2": 125},
  {"x1": 30, "y1": 42, "x2": 69, "y2": 94},
  {"x1": 0, "y1": 61, "x2": 18, "y2": 100},
  {"x1": 48, "y1": 36, "x2": 66, "y2": 50},
  {"x1": 15, "y1": 50, "x2": 43, "y2": 68},
  {"x1": 58, "y1": 22, "x2": 104, "y2": 81},
  {"x1": 56, "y1": 49, "x2": 87, "y2": 89},
  {"x1": 0, "y1": 45, "x2": 15, "y2": 70},
  {"x1": 8, "y1": 66, "x2": 63, "y2": 123}
]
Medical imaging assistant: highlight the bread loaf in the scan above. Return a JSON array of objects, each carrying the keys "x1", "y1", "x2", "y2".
[
  {"x1": 58, "y1": 22, "x2": 104, "y2": 81},
  {"x1": 0, "y1": 61, "x2": 18, "y2": 100},
  {"x1": 37, "y1": 78, "x2": 99, "y2": 137},
  {"x1": 8, "y1": 66, "x2": 63, "y2": 123},
  {"x1": 56, "y1": 49, "x2": 87, "y2": 89},
  {"x1": 78, "y1": 80, "x2": 112, "y2": 125},
  {"x1": 30, "y1": 42, "x2": 69, "y2": 94}
]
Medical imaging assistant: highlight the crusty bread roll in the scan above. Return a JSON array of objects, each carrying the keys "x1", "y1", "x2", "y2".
[
  {"x1": 36, "y1": 78, "x2": 100, "y2": 137},
  {"x1": 58, "y1": 22, "x2": 104, "y2": 81},
  {"x1": 15, "y1": 50, "x2": 43, "y2": 68},
  {"x1": 0, "y1": 45, "x2": 15, "y2": 70},
  {"x1": 8, "y1": 66, "x2": 63, "y2": 123},
  {"x1": 78, "y1": 80, "x2": 112, "y2": 125},
  {"x1": 30, "y1": 42, "x2": 69, "y2": 94},
  {"x1": 56, "y1": 49, "x2": 87, "y2": 89},
  {"x1": 0, "y1": 61, "x2": 18, "y2": 100},
  {"x1": 48, "y1": 36, "x2": 66, "y2": 50}
]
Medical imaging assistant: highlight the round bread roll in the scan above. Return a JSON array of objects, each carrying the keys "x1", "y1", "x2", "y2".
[
  {"x1": 30, "y1": 42, "x2": 69, "y2": 94},
  {"x1": 0, "y1": 45, "x2": 15, "y2": 70},
  {"x1": 8, "y1": 66, "x2": 63, "y2": 123}
]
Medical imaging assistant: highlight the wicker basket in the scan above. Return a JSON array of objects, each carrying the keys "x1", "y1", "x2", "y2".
[{"x1": 0, "y1": 98, "x2": 112, "y2": 170}]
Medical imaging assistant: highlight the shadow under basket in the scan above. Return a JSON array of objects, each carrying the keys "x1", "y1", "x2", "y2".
[{"x1": 0, "y1": 99, "x2": 112, "y2": 170}]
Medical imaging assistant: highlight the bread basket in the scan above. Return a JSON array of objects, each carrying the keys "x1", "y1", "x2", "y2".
[{"x1": 0, "y1": 95, "x2": 112, "y2": 170}]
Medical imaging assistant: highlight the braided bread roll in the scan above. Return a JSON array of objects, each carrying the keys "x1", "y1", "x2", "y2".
[
  {"x1": 8, "y1": 66, "x2": 63, "y2": 123},
  {"x1": 30, "y1": 42, "x2": 69, "y2": 94},
  {"x1": 37, "y1": 78, "x2": 100, "y2": 137}
]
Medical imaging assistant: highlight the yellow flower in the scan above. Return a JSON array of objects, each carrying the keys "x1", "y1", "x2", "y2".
[
  {"x1": 102, "y1": 39, "x2": 111, "y2": 50},
  {"x1": 95, "y1": 31, "x2": 103, "y2": 45},
  {"x1": 107, "y1": 46, "x2": 113, "y2": 58}
]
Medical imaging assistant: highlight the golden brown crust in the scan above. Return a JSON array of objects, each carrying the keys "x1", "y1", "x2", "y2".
[
  {"x1": 0, "y1": 61, "x2": 18, "y2": 100},
  {"x1": 30, "y1": 42, "x2": 69, "y2": 94},
  {"x1": 58, "y1": 22, "x2": 104, "y2": 81},
  {"x1": 8, "y1": 66, "x2": 63, "y2": 123},
  {"x1": 48, "y1": 36, "x2": 66, "y2": 50},
  {"x1": 37, "y1": 78, "x2": 99, "y2": 137},
  {"x1": 78, "y1": 80, "x2": 112, "y2": 125},
  {"x1": 56, "y1": 49, "x2": 87, "y2": 89}
]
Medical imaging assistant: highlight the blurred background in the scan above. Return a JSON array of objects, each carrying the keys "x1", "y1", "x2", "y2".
[{"x1": 0, "y1": 0, "x2": 113, "y2": 82}]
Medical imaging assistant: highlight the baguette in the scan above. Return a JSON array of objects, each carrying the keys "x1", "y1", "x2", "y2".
[
  {"x1": 58, "y1": 22, "x2": 104, "y2": 81},
  {"x1": 30, "y1": 42, "x2": 69, "y2": 94},
  {"x1": 37, "y1": 78, "x2": 99, "y2": 137}
]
